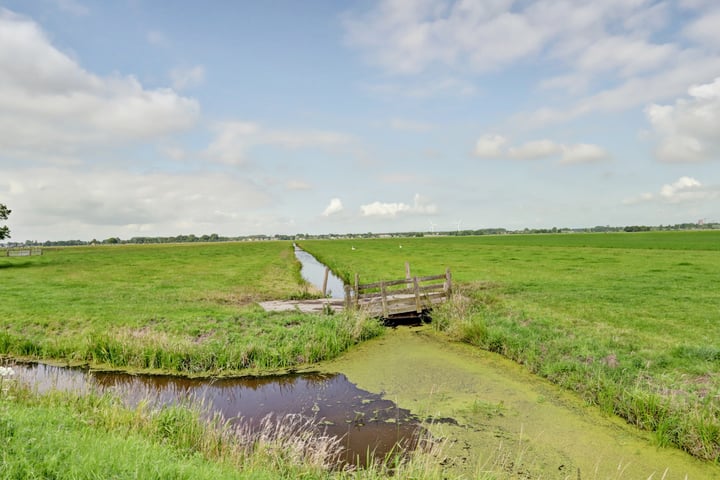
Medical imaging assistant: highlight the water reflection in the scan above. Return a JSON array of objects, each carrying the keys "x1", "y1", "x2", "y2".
[
  {"x1": 12, "y1": 363, "x2": 422, "y2": 465},
  {"x1": 294, "y1": 245, "x2": 345, "y2": 299}
]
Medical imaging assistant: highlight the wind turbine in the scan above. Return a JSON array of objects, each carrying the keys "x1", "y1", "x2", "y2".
[
  {"x1": 455, "y1": 219, "x2": 462, "y2": 234},
  {"x1": 428, "y1": 220, "x2": 437, "y2": 234}
]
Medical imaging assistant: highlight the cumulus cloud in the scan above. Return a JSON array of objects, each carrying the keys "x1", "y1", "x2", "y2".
[
  {"x1": 205, "y1": 121, "x2": 352, "y2": 166},
  {"x1": 474, "y1": 134, "x2": 509, "y2": 157},
  {"x1": 170, "y1": 65, "x2": 205, "y2": 90},
  {"x1": 623, "y1": 176, "x2": 719, "y2": 205},
  {"x1": 474, "y1": 134, "x2": 608, "y2": 164},
  {"x1": 1, "y1": 167, "x2": 272, "y2": 240},
  {"x1": 344, "y1": 0, "x2": 720, "y2": 125},
  {"x1": 683, "y1": 9, "x2": 720, "y2": 49},
  {"x1": 343, "y1": 1, "x2": 686, "y2": 77},
  {"x1": 0, "y1": 10, "x2": 199, "y2": 162},
  {"x1": 322, "y1": 198, "x2": 344, "y2": 217},
  {"x1": 361, "y1": 193, "x2": 437, "y2": 218},
  {"x1": 508, "y1": 140, "x2": 563, "y2": 160},
  {"x1": 560, "y1": 143, "x2": 609, "y2": 165},
  {"x1": 645, "y1": 77, "x2": 720, "y2": 162}
]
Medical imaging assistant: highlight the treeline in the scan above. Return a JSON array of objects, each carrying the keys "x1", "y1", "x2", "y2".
[{"x1": 6, "y1": 222, "x2": 718, "y2": 248}]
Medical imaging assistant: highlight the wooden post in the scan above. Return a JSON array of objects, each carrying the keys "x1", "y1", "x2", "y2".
[
  {"x1": 413, "y1": 276, "x2": 422, "y2": 313},
  {"x1": 322, "y1": 266, "x2": 329, "y2": 297},
  {"x1": 354, "y1": 273, "x2": 360, "y2": 308},
  {"x1": 380, "y1": 281, "x2": 388, "y2": 318},
  {"x1": 405, "y1": 262, "x2": 412, "y2": 289},
  {"x1": 344, "y1": 285, "x2": 351, "y2": 310},
  {"x1": 445, "y1": 268, "x2": 452, "y2": 295}
]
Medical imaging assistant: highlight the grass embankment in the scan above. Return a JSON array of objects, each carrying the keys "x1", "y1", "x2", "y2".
[
  {"x1": 0, "y1": 242, "x2": 382, "y2": 374},
  {"x1": 300, "y1": 231, "x2": 720, "y2": 461}
]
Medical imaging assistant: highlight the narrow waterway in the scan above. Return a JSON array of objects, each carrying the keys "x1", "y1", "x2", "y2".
[
  {"x1": 320, "y1": 326, "x2": 719, "y2": 479},
  {"x1": 11, "y1": 364, "x2": 421, "y2": 466},
  {"x1": 294, "y1": 244, "x2": 345, "y2": 299}
]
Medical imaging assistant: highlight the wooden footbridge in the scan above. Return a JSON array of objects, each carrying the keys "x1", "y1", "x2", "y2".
[
  {"x1": 345, "y1": 265, "x2": 452, "y2": 319},
  {"x1": 260, "y1": 263, "x2": 452, "y2": 320}
]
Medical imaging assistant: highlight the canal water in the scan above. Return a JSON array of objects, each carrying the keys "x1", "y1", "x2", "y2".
[
  {"x1": 11, "y1": 363, "x2": 422, "y2": 466},
  {"x1": 293, "y1": 245, "x2": 345, "y2": 299}
]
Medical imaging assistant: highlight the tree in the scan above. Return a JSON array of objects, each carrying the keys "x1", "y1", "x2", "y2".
[{"x1": 0, "y1": 203, "x2": 10, "y2": 240}]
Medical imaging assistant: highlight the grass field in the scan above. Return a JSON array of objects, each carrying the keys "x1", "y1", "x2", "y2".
[
  {"x1": 299, "y1": 231, "x2": 720, "y2": 461},
  {"x1": 0, "y1": 242, "x2": 382, "y2": 374}
]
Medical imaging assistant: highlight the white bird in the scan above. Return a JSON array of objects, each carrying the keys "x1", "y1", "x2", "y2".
[
  {"x1": 351, "y1": 246, "x2": 356, "y2": 251},
  {"x1": 399, "y1": 244, "x2": 403, "y2": 249}
]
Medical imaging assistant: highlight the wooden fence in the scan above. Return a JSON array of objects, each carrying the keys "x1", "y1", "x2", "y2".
[
  {"x1": 344, "y1": 265, "x2": 452, "y2": 318},
  {"x1": 4, "y1": 247, "x2": 43, "y2": 257}
]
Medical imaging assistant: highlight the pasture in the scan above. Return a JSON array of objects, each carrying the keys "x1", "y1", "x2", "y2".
[
  {"x1": 0, "y1": 242, "x2": 382, "y2": 374},
  {"x1": 300, "y1": 231, "x2": 720, "y2": 460}
]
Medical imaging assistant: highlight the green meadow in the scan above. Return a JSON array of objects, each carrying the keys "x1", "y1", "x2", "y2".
[
  {"x1": 0, "y1": 242, "x2": 382, "y2": 374},
  {"x1": 300, "y1": 231, "x2": 720, "y2": 461},
  {"x1": 2, "y1": 231, "x2": 720, "y2": 475}
]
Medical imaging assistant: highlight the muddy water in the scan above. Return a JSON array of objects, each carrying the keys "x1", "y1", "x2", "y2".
[
  {"x1": 12, "y1": 364, "x2": 421, "y2": 466},
  {"x1": 321, "y1": 326, "x2": 719, "y2": 479},
  {"x1": 294, "y1": 245, "x2": 345, "y2": 299}
]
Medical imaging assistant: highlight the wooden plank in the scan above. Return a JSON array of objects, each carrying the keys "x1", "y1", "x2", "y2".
[{"x1": 380, "y1": 281, "x2": 388, "y2": 317}]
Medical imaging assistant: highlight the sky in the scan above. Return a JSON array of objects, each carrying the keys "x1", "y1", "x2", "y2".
[{"x1": 1, "y1": 0, "x2": 719, "y2": 242}]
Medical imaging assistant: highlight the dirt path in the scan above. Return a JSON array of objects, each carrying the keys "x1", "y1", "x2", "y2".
[{"x1": 320, "y1": 325, "x2": 718, "y2": 479}]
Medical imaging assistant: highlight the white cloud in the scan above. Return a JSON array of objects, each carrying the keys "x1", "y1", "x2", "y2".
[
  {"x1": 205, "y1": 121, "x2": 352, "y2": 166},
  {"x1": 1, "y1": 167, "x2": 272, "y2": 239},
  {"x1": 645, "y1": 77, "x2": 720, "y2": 162},
  {"x1": 343, "y1": 0, "x2": 686, "y2": 77},
  {"x1": 474, "y1": 134, "x2": 508, "y2": 157},
  {"x1": 560, "y1": 143, "x2": 609, "y2": 165},
  {"x1": 684, "y1": 9, "x2": 720, "y2": 49},
  {"x1": 508, "y1": 140, "x2": 563, "y2": 160},
  {"x1": 286, "y1": 179, "x2": 312, "y2": 191},
  {"x1": 623, "y1": 176, "x2": 720, "y2": 205},
  {"x1": 474, "y1": 134, "x2": 608, "y2": 164},
  {"x1": 170, "y1": 65, "x2": 205, "y2": 90},
  {"x1": 322, "y1": 198, "x2": 344, "y2": 217},
  {"x1": 0, "y1": 11, "x2": 199, "y2": 162},
  {"x1": 360, "y1": 193, "x2": 437, "y2": 218}
]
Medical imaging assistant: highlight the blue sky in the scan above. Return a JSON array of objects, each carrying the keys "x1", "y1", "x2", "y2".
[{"x1": 1, "y1": 0, "x2": 719, "y2": 241}]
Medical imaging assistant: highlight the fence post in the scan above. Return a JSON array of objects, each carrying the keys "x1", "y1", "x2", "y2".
[
  {"x1": 445, "y1": 268, "x2": 452, "y2": 295},
  {"x1": 405, "y1": 262, "x2": 412, "y2": 289},
  {"x1": 413, "y1": 276, "x2": 422, "y2": 313},
  {"x1": 380, "y1": 281, "x2": 388, "y2": 317},
  {"x1": 322, "y1": 267, "x2": 329, "y2": 297},
  {"x1": 354, "y1": 273, "x2": 360, "y2": 308}
]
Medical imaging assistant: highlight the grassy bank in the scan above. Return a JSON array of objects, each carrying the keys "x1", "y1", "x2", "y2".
[
  {"x1": 300, "y1": 232, "x2": 720, "y2": 461},
  {"x1": 0, "y1": 242, "x2": 382, "y2": 374}
]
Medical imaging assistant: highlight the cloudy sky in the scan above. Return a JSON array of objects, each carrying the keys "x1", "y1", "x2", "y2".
[{"x1": 1, "y1": 0, "x2": 719, "y2": 241}]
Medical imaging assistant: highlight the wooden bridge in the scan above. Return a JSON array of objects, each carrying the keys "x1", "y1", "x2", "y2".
[{"x1": 345, "y1": 266, "x2": 452, "y2": 319}]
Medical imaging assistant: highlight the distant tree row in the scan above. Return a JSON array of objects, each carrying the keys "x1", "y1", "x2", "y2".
[{"x1": 4, "y1": 221, "x2": 719, "y2": 248}]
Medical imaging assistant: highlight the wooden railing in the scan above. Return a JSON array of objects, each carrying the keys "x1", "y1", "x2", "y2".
[
  {"x1": 4, "y1": 247, "x2": 42, "y2": 257},
  {"x1": 344, "y1": 266, "x2": 452, "y2": 318}
]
